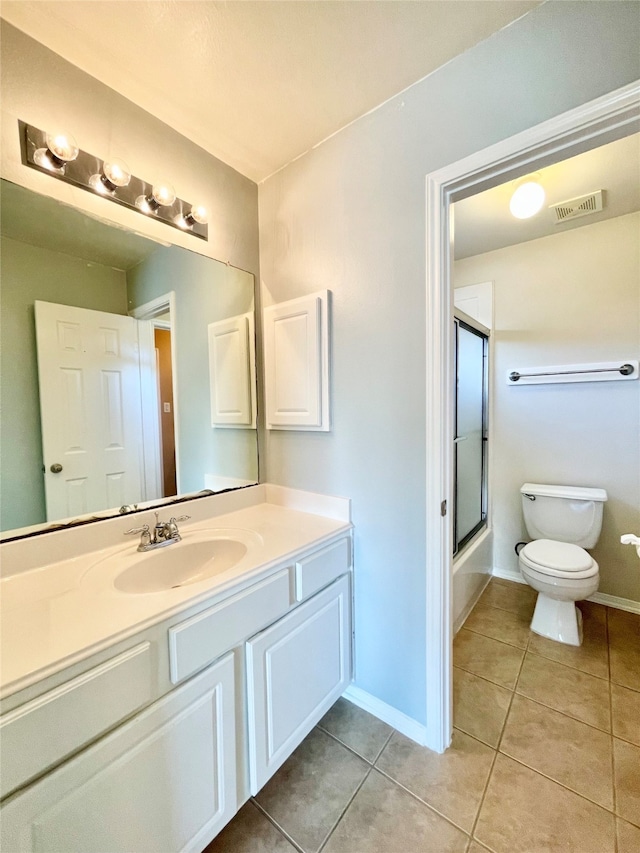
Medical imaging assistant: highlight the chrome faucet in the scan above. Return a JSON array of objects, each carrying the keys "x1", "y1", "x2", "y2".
[{"x1": 125, "y1": 512, "x2": 191, "y2": 552}]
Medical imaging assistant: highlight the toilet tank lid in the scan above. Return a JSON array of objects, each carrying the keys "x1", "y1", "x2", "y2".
[{"x1": 521, "y1": 483, "x2": 608, "y2": 502}]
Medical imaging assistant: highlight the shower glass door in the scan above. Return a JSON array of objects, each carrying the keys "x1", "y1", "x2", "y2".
[{"x1": 454, "y1": 316, "x2": 488, "y2": 555}]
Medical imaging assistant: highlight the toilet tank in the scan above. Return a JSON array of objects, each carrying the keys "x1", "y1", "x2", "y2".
[{"x1": 520, "y1": 483, "x2": 608, "y2": 548}]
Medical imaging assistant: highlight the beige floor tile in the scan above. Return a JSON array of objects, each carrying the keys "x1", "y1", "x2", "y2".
[
  {"x1": 254, "y1": 727, "x2": 369, "y2": 853},
  {"x1": 475, "y1": 754, "x2": 616, "y2": 853},
  {"x1": 528, "y1": 601, "x2": 609, "y2": 679},
  {"x1": 203, "y1": 802, "x2": 296, "y2": 853},
  {"x1": 463, "y1": 602, "x2": 532, "y2": 649},
  {"x1": 322, "y1": 769, "x2": 468, "y2": 853},
  {"x1": 453, "y1": 629, "x2": 525, "y2": 689},
  {"x1": 608, "y1": 609, "x2": 640, "y2": 692},
  {"x1": 516, "y1": 652, "x2": 611, "y2": 731},
  {"x1": 616, "y1": 818, "x2": 640, "y2": 853},
  {"x1": 318, "y1": 697, "x2": 393, "y2": 763},
  {"x1": 375, "y1": 729, "x2": 494, "y2": 833},
  {"x1": 478, "y1": 579, "x2": 536, "y2": 620},
  {"x1": 611, "y1": 682, "x2": 640, "y2": 747},
  {"x1": 467, "y1": 842, "x2": 493, "y2": 853},
  {"x1": 453, "y1": 667, "x2": 512, "y2": 748},
  {"x1": 613, "y1": 738, "x2": 640, "y2": 828},
  {"x1": 500, "y1": 694, "x2": 614, "y2": 809}
]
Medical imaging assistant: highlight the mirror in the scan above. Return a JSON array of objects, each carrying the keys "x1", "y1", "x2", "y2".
[{"x1": 0, "y1": 179, "x2": 259, "y2": 539}]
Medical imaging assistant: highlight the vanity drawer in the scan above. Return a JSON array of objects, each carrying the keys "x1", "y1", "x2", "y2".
[
  {"x1": 294, "y1": 537, "x2": 351, "y2": 602},
  {"x1": 168, "y1": 568, "x2": 291, "y2": 684},
  {"x1": 0, "y1": 642, "x2": 153, "y2": 799}
]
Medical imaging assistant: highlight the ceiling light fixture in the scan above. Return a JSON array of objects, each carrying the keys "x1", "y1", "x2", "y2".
[
  {"x1": 33, "y1": 131, "x2": 79, "y2": 173},
  {"x1": 88, "y1": 159, "x2": 132, "y2": 195},
  {"x1": 21, "y1": 121, "x2": 208, "y2": 241},
  {"x1": 509, "y1": 176, "x2": 546, "y2": 219}
]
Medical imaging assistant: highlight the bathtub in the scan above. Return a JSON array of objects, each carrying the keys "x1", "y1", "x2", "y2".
[{"x1": 453, "y1": 527, "x2": 493, "y2": 633}]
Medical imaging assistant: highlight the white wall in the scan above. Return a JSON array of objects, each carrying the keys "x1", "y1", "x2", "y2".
[
  {"x1": 259, "y1": 1, "x2": 640, "y2": 725},
  {"x1": 454, "y1": 212, "x2": 640, "y2": 604}
]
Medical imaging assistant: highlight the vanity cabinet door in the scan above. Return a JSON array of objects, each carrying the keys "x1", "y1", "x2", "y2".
[
  {"x1": 0, "y1": 653, "x2": 236, "y2": 853},
  {"x1": 246, "y1": 574, "x2": 351, "y2": 794}
]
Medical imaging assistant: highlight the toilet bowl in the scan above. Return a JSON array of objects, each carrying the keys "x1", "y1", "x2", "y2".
[{"x1": 519, "y1": 539, "x2": 599, "y2": 646}]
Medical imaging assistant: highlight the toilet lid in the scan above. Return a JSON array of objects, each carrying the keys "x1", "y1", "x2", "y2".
[{"x1": 522, "y1": 539, "x2": 594, "y2": 573}]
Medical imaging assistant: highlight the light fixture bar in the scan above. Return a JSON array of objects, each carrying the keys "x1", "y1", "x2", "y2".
[{"x1": 19, "y1": 121, "x2": 208, "y2": 241}]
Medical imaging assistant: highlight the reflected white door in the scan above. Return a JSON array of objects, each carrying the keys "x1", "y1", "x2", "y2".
[{"x1": 35, "y1": 301, "x2": 145, "y2": 521}]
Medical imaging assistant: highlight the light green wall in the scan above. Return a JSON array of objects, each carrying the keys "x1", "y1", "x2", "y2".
[
  {"x1": 0, "y1": 235, "x2": 127, "y2": 531},
  {"x1": 127, "y1": 247, "x2": 257, "y2": 493}
]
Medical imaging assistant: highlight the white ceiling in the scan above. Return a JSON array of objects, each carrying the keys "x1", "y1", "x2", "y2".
[
  {"x1": 453, "y1": 133, "x2": 640, "y2": 259},
  {"x1": 1, "y1": 0, "x2": 540, "y2": 182}
]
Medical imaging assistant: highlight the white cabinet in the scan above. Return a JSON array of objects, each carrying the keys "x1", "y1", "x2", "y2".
[
  {"x1": 246, "y1": 574, "x2": 351, "y2": 793},
  {"x1": 263, "y1": 290, "x2": 330, "y2": 431},
  {"x1": 1, "y1": 532, "x2": 353, "y2": 850},
  {"x1": 1, "y1": 653, "x2": 237, "y2": 853}
]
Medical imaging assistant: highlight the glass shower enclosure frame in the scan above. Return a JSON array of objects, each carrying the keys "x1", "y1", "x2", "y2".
[{"x1": 453, "y1": 313, "x2": 489, "y2": 556}]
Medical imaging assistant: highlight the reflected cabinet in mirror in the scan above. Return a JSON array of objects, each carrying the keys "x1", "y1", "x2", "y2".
[{"x1": 0, "y1": 180, "x2": 259, "y2": 539}]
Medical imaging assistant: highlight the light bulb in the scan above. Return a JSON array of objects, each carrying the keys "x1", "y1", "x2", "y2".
[
  {"x1": 33, "y1": 130, "x2": 79, "y2": 171},
  {"x1": 186, "y1": 204, "x2": 208, "y2": 225},
  {"x1": 89, "y1": 158, "x2": 131, "y2": 194},
  {"x1": 509, "y1": 180, "x2": 545, "y2": 219},
  {"x1": 151, "y1": 183, "x2": 176, "y2": 207},
  {"x1": 136, "y1": 181, "x2": 176, "y2": 213},
  {"x1": 176, "y1": 203, "x2": 208, "y2": 228}
]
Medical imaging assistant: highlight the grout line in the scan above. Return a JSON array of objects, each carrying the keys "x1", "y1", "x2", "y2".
[
  {"x1": 497, "y1": 749, "x2": 616, "y2": 815},
  {"x1": 523, "y1": 648, "x2": 611, "y2": 682},
  {"x1": 607, "y1": 607, "x2": 619, "y2": 853},
  {"x1": 510, "y1": 688, "x2": 613, "y2": 737},
  {"x1": 373, "y1": 764, "x2": 473, "y2": 839},
  {"x1": 452, "y1": 659, "x2": 519, "y2": 693},
  {"x1": 315, "y1": 724, "x2": 391, "y2": 767},
  {"x1": 316, "y1": 766, "x2": 373, "y2": 853},
  {"x1": 461, "y1": 622, "x2": 529, "y2": 652},
  {"x1": 250, "y1": 799, "x2": 306, "y2": 853},
  {"x1": 467, "y1": 622, "x2": 528, "y2": 843}
]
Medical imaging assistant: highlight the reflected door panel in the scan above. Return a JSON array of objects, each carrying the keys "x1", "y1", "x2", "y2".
[
  {"x1": 454, "y1": 318, "x2": 488, "y2": 554},
  {"x1": 35, "y1": 301, "x2": 145, "y2": 521}
]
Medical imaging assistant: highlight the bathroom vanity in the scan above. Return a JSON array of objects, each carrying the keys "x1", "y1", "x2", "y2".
[{"x1": 0, "y1": 485, "x2": 353, "y2": 852}]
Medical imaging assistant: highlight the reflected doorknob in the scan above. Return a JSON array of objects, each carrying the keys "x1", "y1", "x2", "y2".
[{"x1": 50, "y1": 463, "x2": 63, "y2": 473}]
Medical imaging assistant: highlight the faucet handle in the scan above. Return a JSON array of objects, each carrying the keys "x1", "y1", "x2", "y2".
[{"x1": 125, "y1": 524, "x2": 150, "y2": 536}]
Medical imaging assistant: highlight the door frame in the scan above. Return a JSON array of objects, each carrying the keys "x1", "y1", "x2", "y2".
[
  {"x1": 130, "y1": 292, "x2": 180, "y2": 497},
  {"x1": 424, "y1": 80, "x2": 640, "y2": 753}
]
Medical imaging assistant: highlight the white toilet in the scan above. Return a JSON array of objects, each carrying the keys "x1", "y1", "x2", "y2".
[{"x1": 518, "y1": 483, "x2": 608, "y2": 646}]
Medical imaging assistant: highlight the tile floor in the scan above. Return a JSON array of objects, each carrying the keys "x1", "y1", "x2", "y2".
[{"x1": 205, "y1": 578, "x2": 640, "y2": 853}]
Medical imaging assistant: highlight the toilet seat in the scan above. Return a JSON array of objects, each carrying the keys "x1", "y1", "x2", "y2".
[{"x1": 520, "y1": 539, "x2": 598, "y2": 580}]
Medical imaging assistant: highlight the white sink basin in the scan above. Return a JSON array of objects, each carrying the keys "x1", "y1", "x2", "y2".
[
  {"x1": 82, "y1": 528, "x2": 264, "y2": 595},
  {"x1": 114, "y1": 538, "x2": 248, "y2": 594}
]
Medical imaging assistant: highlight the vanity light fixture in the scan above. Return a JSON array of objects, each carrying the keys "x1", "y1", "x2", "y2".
[
  {"x1": 88, "y1": 159, "x2": 132, "y2": 195},
  {"x1": 20, "y1": 121, "x2": 208, "y2": 241},
  {"x1": 509, "y1": 176, "x2": 546, "y2": 219},
  {"x1": 33, "y1": 131, "x2": 79, "y2": 173}
]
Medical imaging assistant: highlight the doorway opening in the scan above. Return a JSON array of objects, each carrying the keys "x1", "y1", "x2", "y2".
[
  {"x1": 424, "y1": 81, "x2": 640, "y2": 753},
  {"x1": 130, "y1": 292, "x2": 179, "y2": 499}
]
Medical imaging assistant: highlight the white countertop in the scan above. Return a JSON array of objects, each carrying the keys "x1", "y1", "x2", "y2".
[{"x1": 0, "y1": 492, "x2": 351, "y2": 699}]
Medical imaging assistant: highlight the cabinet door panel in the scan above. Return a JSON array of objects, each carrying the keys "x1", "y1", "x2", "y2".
[
  {"x1": 247, "y1": 575, "x2": 351, "y2": 793},
  {"x1": 1, "y1": 654, "x2": 236, "y2": 853}
]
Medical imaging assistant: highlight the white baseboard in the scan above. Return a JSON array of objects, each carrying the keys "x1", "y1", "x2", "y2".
[
  {"x1": 342, "y1": 684, "x2": 428, "y2": 747},
  {"x1": 491, "y1": 568, "x2": 640, "y2": 614},
  {"x1": 492, "y1": 567, "x2": 527, "y2": 584},
  {"x1": 589, "y1": 592, "x2": 640, "y2": 615}
]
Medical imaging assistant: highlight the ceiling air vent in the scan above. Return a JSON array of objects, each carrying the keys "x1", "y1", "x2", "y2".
[{"x1": 550, "y1": 190, "x2": 604, "y2": 224}]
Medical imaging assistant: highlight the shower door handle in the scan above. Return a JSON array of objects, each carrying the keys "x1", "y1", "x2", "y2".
[{"x1": 453, "y1": 436, "x2": 468, "y2": 443}]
